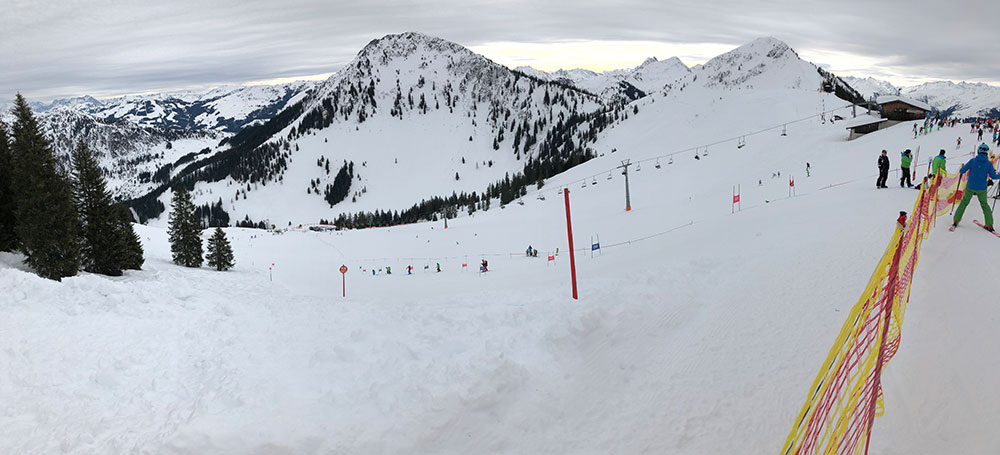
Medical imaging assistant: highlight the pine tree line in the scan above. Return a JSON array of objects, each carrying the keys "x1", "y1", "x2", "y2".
[{"x1": 1, "y1": 95, "x2": 144, "y2": 280}]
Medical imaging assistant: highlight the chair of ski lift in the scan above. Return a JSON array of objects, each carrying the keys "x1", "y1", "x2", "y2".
[
  {"x1": 518, "y1": 198, "x2": 525, "y2": 206},
  {"x1": 537, "y1": 193, "x2": 546, "y2": 201},
  {"x1": 636, "y1": 162, "x2": 642, "y2": 171},
  {"x1": 581, "y1": 181, "x2": 587, "y2": 188},
  {"x1": 668, "y1": 156, "x2": 674, "y2": 165},
  {"x1": 737, "y1": 137, "x2": 746, "y2": 149},
  {"x1": 606, "y1": 171, "x2": 613, "y2": 180},
  {"x1": 781, "y1": 124, "x2": 788, "y2": 136},
  {"x1": 655, "y1": 159, "x2": 661, "y2": 169},
  {"x1": 702, "y1": 147, "x2": 709, "y2": 157},
  {"x1": 592, "y1": 176, "x2": 598, "y2": 185}
]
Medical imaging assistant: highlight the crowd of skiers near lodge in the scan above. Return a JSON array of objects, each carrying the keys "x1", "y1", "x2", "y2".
[{"x1": 877, "y1": 118, "x2": 1000, "y2": 232}]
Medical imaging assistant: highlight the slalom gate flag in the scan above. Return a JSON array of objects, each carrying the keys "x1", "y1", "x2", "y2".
[
  {"x1": 782, "y1": 167, "x2": 958, "y2": 455},
  {"x1": 547, "y1": 255, "x2": 555, "y2": 262}
]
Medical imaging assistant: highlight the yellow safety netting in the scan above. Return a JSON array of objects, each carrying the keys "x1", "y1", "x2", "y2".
[{"x1": 780, "y1": 152, "x2": 997, "y2": 455}]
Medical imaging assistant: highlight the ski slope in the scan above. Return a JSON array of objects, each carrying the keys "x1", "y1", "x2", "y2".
[{"x1": 3, "y1": 88, "x2": 999, "y2": 454}]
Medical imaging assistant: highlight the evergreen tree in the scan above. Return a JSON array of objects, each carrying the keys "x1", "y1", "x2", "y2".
[
  {"x1": 71, "y1": 139, "x2": 124, "y2": 276},
  {"x1": 114, "y1": 204, "x2": 144, "y2": 270},
  {"x1": 205, "y1": 227, "x2": 234, "y2": 271},
  {"x1": 168, "y1": 187, "x2": 203, "y2": 267},
  {"x1": 0, "y1": 124, "x2": 16, "y2": 251},
  {"x1": 9, "y1": 94, "x2": 80, "y2": 280}
]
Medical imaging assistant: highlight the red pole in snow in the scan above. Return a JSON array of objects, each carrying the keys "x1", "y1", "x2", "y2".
[
  {"x1": 861, "y1": 211, "x2": 909, "y2": 455},
  {"x1": 564, "y1": 189, "x2": 579, "y2": 300}
]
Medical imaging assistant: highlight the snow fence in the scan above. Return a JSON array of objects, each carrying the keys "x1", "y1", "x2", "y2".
[{"x1": 780, "y1": 155, "x2": 995, "y2": 455}]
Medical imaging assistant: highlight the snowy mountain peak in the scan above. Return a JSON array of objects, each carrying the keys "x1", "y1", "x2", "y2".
[
  {"x1": 357, "y1": 32, "x2": 476, "y2": 63},
  {"x1": 29, "y1": 95, "x2": 105, "y2": 113},
  {"x1": 697, "y1": 37, "x2": 823, "y2": 91}
]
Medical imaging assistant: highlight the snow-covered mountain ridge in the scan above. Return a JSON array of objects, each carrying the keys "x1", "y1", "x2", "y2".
[
  {"x1": 25, "y1": 82, "x2": 318, "y2": 133},
  {"x1": 841, "y1": 76, "x2": 1000, "y2": 118},
  {"x1": 521, "y1": 37, "x2": 862, "y2": 105},
  {"x1": 126, "y1": 31, "x2": 613, "y2": 225}
]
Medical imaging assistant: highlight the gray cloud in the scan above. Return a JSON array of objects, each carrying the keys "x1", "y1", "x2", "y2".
[{"x1": 2, "y1": 0, "x2": 998, "y2": 102}]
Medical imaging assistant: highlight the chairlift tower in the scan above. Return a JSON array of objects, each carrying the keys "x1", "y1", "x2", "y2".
[{"x1": 618, "y1": 160, "x2": 633, "y2": 212}]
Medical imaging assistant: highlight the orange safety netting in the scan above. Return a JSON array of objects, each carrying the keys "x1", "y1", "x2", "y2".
[{"x1": 780, "y1": 153, "x2": 999, "y2": 455}]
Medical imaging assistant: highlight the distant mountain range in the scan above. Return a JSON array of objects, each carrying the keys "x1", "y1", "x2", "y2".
[
  {"x1": 841, "y1": 76, "x2": 1000, "y2": 117},
  {"x1": 27, "y1": 82, "x2": 317, "y2": 133},
  {"x1": 5, "y1": 31, "x2": 999, "y2": 227},
  {"x1": 121, "y1": 33, "x2": 870, "y2": 227}
]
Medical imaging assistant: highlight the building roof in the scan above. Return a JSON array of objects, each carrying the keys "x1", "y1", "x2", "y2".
[
  {"x1": 875, "y1": 95, "x2": 933, "y2": 112},
  {"x1": 843, "y1": 115, "x2": 889, "y2": 129}
]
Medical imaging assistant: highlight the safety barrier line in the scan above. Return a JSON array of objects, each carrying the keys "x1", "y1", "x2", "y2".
[{"x1": 780, "y1": 151, "x2": 995, "y2": 454}]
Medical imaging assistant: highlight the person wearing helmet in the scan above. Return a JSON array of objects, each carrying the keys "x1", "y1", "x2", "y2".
[{"x1": 953, "y1": 144, "x2": 1000, "y2": 231}]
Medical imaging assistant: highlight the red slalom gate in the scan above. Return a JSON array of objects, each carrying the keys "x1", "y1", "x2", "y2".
[
  {"x1": 564, "y1": 189, "x2": 579, "y2": 300},
  {"x1": 732, "y1": 184, "x2": 741, "y2": 213}
]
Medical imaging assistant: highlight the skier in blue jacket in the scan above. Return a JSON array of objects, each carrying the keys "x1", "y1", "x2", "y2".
[{"x1": 953, "y1": 143, "x2": 1000, "y2": 231}]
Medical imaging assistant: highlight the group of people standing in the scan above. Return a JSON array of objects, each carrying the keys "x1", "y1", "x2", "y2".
[
  {"x1": 878, "y1": 140, "x2": 999, "y2": 232},
  {"x1": 877, "y1": 148, "x2": 940, "y2": 189}
]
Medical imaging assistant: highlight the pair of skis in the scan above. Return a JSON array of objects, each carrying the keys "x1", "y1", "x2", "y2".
[{"x1": 949, "y1": 220, "x2": 1000, "y2": 238}]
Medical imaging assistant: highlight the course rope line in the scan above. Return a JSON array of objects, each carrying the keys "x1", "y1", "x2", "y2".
[{"x1": 780, "y1": 153, "x2": 996, "y2": 455}]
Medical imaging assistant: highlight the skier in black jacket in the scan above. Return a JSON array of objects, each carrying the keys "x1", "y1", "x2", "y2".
[{"x1": 877, "y1": 150, "x2": 890, "y2": 188}]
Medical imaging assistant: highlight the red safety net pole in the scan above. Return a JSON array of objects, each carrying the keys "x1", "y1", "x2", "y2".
[
  {"x1": 564, "y1": 189, "x2": 579, "y2": 300},
  {"x1": 862, "y1": 210, "x2": 910, "y2": 454}
]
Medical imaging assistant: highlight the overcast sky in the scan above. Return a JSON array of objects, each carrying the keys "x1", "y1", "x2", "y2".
[{"x1": 3, "y1": 0, "x2": 998, "y2": 102}]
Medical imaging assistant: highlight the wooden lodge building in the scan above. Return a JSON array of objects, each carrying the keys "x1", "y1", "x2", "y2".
[
  {"x1": 875, "y1": 95, "x2": 933, "y2": 121},
  {"x1": 845, "y1": 95, "x2": 932, "y2": 140}
]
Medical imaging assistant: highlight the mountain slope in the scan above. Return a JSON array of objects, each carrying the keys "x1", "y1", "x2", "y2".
[
  {"x1": 128, "y1": 32, "x2": 612, "y2": 226},
  {"x1": 695, "y1": 37, "x2": 862, "y2": 104},
  {"x1": 841, "y1": 76, "x2": 901, "y2": 100}
]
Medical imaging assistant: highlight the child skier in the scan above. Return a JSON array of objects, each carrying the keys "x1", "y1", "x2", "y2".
[{"x1": 953, "y1": 144, "x2": 1000, "y2": 231}]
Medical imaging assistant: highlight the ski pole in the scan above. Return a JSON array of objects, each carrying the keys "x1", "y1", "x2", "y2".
[
  {"x1": 951, "y1": 172, "x2": 965, "y2": 216},
  {"x1": 992, "y1": 176, "x2": 1000, "y2": 212}
]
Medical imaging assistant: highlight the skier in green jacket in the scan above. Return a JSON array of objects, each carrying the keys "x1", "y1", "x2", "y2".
[
  {"x1": 916, "y1": 150, "x2": 947, "y2": 190},
  {"x1": 931, "y1": 150, "x2": 947, "y2": 178},
  {"x1": 900, "y1": 149, "x2": 913, "y2": 187}
]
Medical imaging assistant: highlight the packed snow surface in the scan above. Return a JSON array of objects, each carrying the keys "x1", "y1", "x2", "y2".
[{"x1": 3, "y1": 87, "x2": 999, "y2": 454}]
